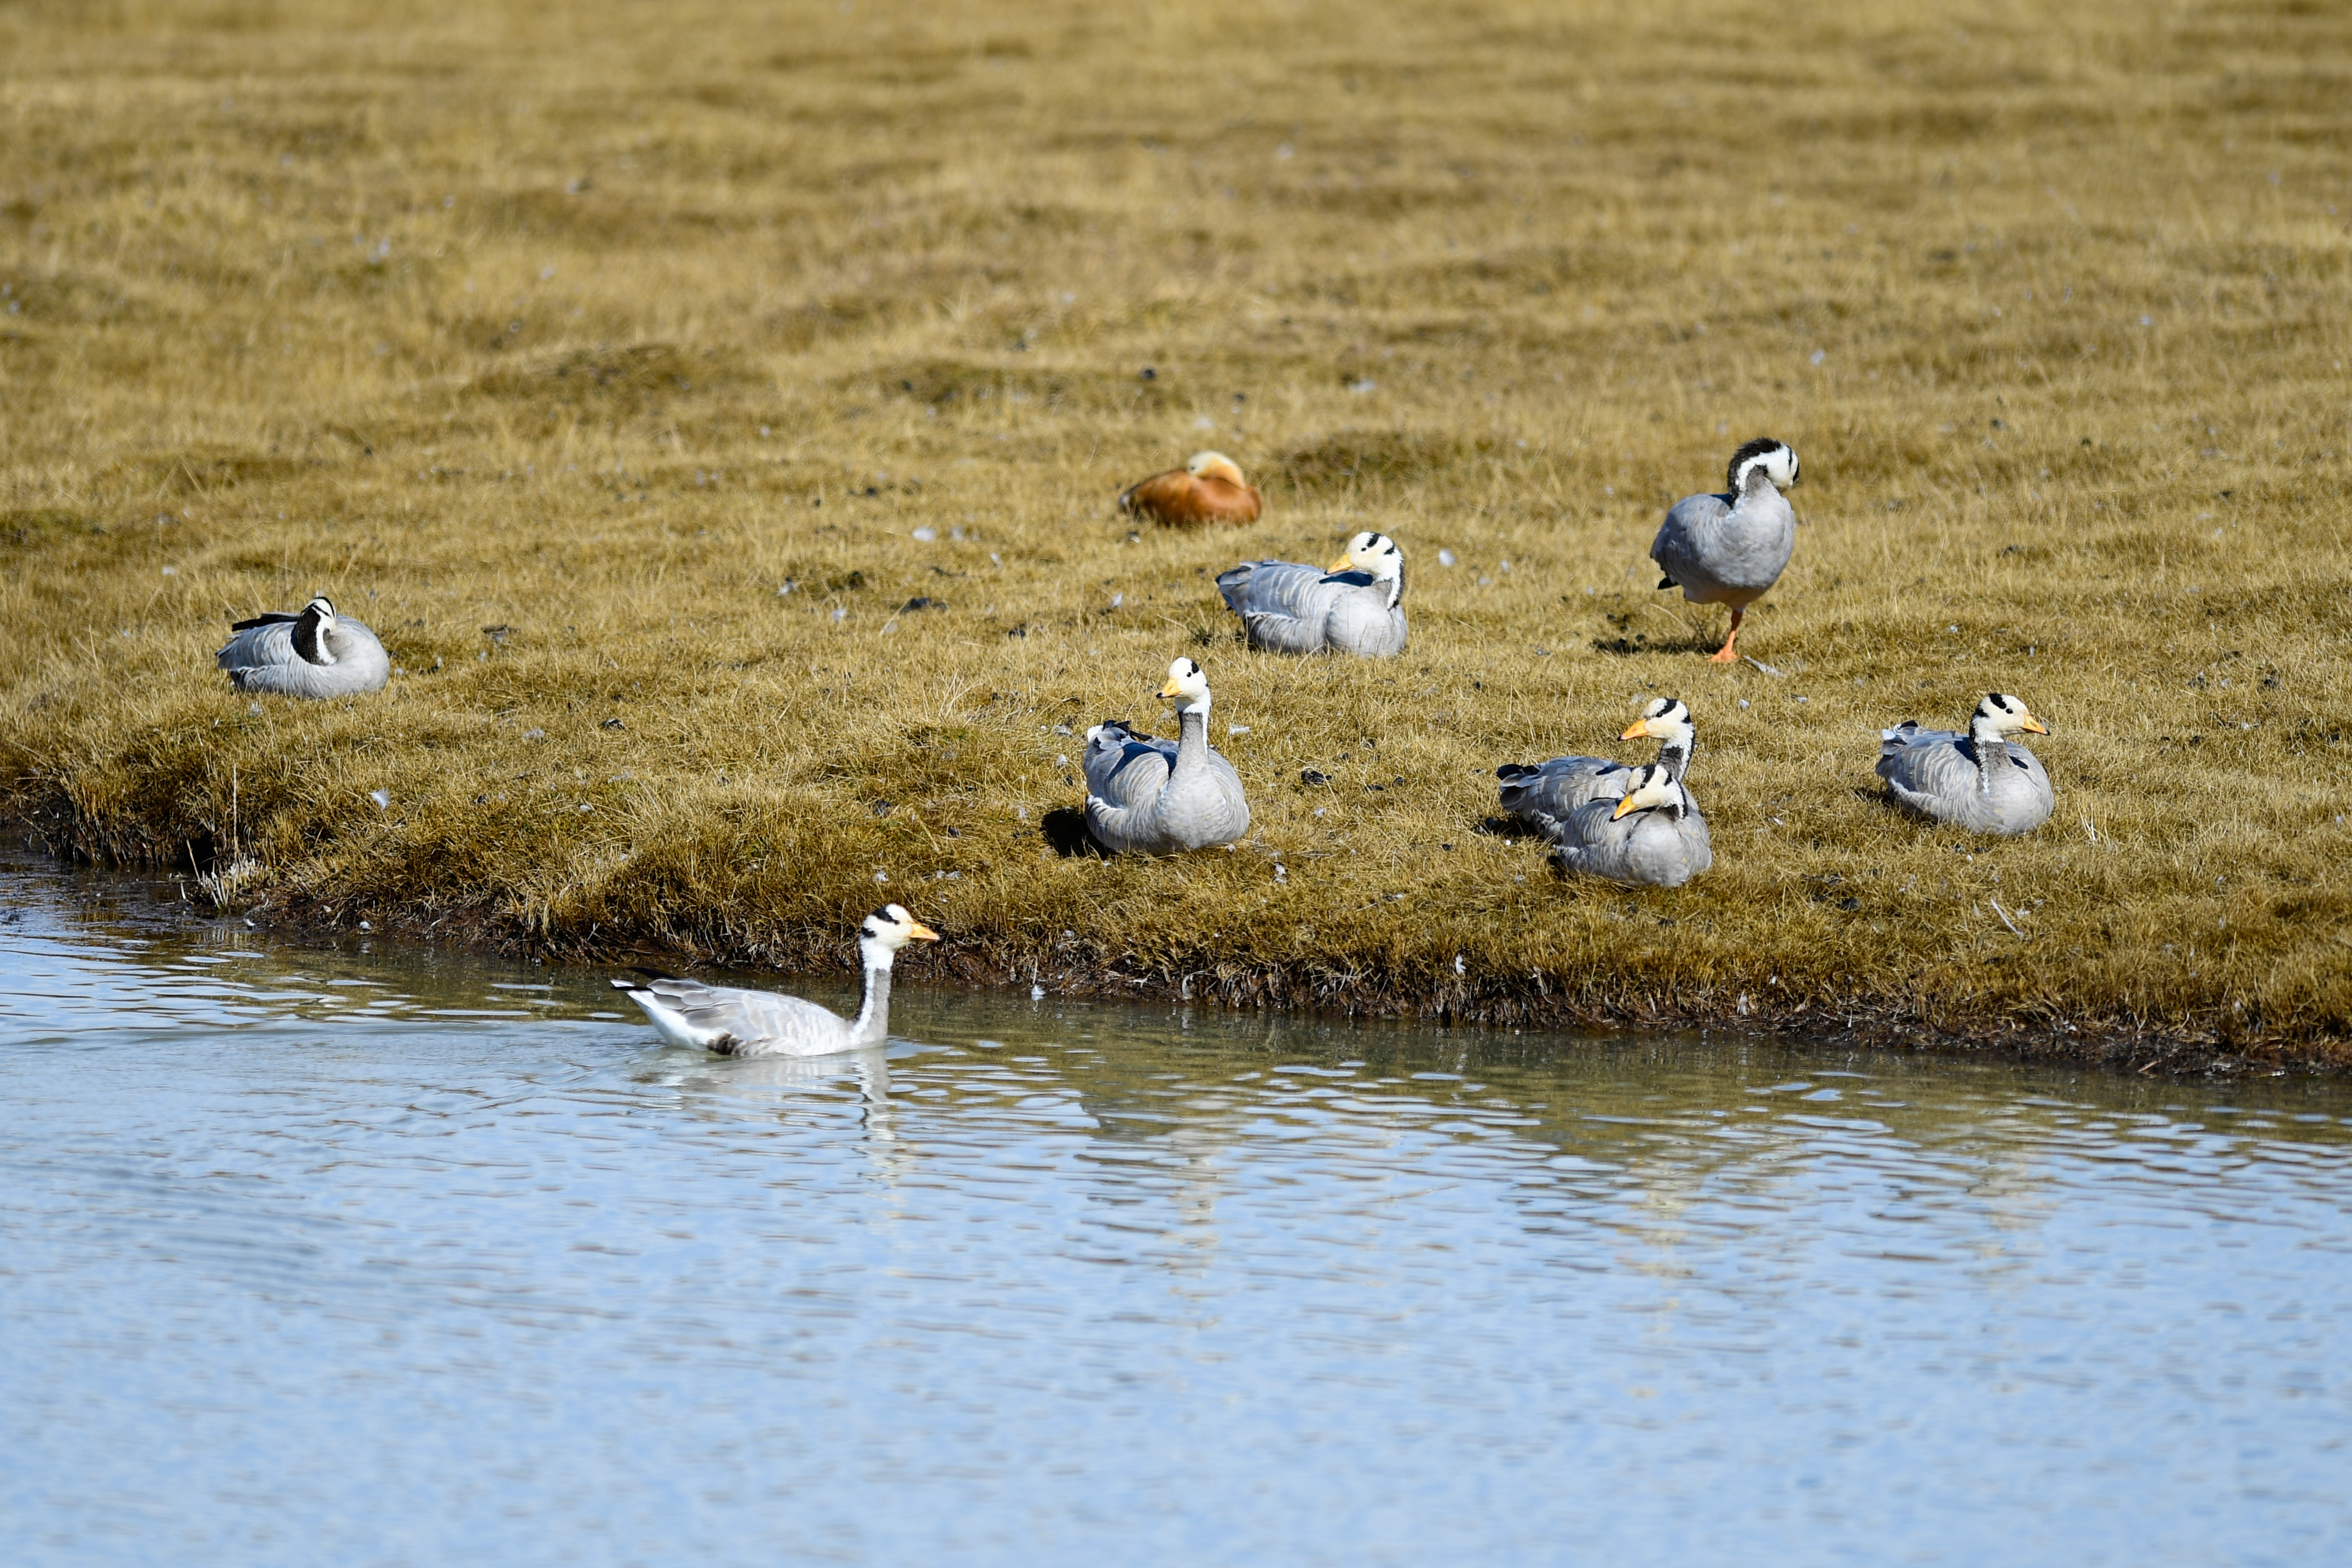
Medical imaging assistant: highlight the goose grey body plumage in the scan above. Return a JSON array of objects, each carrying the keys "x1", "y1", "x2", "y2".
[
  {"x1": 1083, "y1": 658, "x2": 1251, "y2": 854},
  {"x1": 1495, "y1": 697, "x2": 1710, "y2": 887},
  {"x1": 1651, "y1": 438, "x2": 1799, "y2": 661},
  {"x1": 1877, "y1": 693, "x2": 2054, "y2": 836},
  {"x1": 1215, "y1": 531, "x2": 1407, "y2": 657},
  {"x1": 215, "y1": 597, "x2": 390, "y2": 698},
  {"x1": 611, "y1": 905, "x2": 938, "y2": 1056}
]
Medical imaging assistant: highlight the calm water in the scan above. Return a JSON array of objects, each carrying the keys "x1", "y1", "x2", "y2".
[{"x1": 2, "y1": 852, "x2": 2349, "y2": 1566}]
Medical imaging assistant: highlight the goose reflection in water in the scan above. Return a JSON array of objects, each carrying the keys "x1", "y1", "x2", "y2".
[{"x1": 633, "y1": 1043, "x2": 909, "y2": 1153}]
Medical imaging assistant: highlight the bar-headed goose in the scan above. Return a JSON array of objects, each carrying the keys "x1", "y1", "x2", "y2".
[
  {"x1": 611, "y1": 905, "x2": 940, "y2": 1056},
  {"x1": 1117, "y1": 451, "x2": 1263, "y2": 527},
  {"x1": 215, "y1": 595, "x2": 390, "y2": 697},
  {"x1": 1876, "y1": 692, "x2": 2054, "y2": 836},
  {"x1": 1083, "y1": 657, "x2": 1251, "y2": 854},
  {"x1": 1496, "y1": 698, "x2": 1710, "y2": 886},
  {"x1": 1651, "y1": 437, "x2": 1800, "y2": 662},
  {"x1": 1215, "y1": 530, "x2": 1407, "y2": 657}
]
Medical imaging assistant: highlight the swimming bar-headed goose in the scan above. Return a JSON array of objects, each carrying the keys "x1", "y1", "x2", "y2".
[
  {"x1": 215, "y1": 595, "x2": 390, "y2": 698},
  {"x1": 1215, "y1": 530, "x2": 1407, "y2": 657},
  {"x1": 1651, "y1": 437, "x2": 1800, "y2": 662},
  {"x1": 1876, "y1": 692, "x2": 2054, "y2": 836},
  {"x1": 1082, "y1": 657, "x2": 1251, "y2": 854},
  {"x1": 1118, "y1": 451, "x2": 1263, "y2": 527},
  {"x1": 1496, "y1": 697, "x2": 1711, "y2": 886},
  {"x1": 611, "y1": 905, "x2": 940, "y2": 1056}
]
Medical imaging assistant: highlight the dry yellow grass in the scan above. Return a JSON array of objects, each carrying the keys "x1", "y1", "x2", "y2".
[{"x1": 3, "y1": 0, "x2": 2349, "y2": 1064}]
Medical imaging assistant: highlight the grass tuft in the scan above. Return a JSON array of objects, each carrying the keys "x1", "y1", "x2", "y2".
[{"x1": 2, "y1": 0, "x2": 2348, "y2": 1066}]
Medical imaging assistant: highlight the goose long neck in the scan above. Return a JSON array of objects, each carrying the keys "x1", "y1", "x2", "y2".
[
  {"x1": 293, "y1": 611, "x2": 333, "y2": 666},
  {"x1": 1654, "y1": 729, "x2": 1694, "y2": 784},
  {"x1": 1968, "y1": 720, "x2": 2008, "y2": 793},
  {"x1": 850, "y1": 956, "x2": 892, "y2": 1045},
  {"x1": 1171, "y1": 705, "x2": 1210, "y2": 779},
  {"x1": 1384, "y1": 562, "x2": 1406, "y2": 610}
]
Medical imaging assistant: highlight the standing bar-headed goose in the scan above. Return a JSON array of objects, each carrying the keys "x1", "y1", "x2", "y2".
[
  {"x1": 1876, "y1": 692, "x2": 2055, "y2": 836},
  {"x1": 1215, "y1": 530, "x2": 1407, "y2": 657},
  {"x1": 1651, "y1": 438, "x2": 1800, "y2": 663},
  {"x1": 612, "y1": 905, "x2": 940, "y2": 1056},
  {"x1": 1082, "y1": 657, "x2": 1251, "y2": 854},
  {"x1": 215, "y1": 595, "x2": 390, "y2": 697}
]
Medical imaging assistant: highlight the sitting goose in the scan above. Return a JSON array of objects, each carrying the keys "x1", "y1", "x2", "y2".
[
  {"x1": 1651, "y1": 437, "x2": 1800, "y2": 663},
  {"x1": 1496, "y1": 697, "x2": 1711, "y2": 886},
  {"x1": 215, "y1": 595, "x2": 390, "y2": 697},
  {"x1": 1118, "y1": 451, "x2": 1263, "y2": 527},
  {"x1": 1561, "y1": 764, "x2": 1713, "y2": 886},
  {"x1": 611, "y1": 905, "x2": 940, "y2": 1056},
  {"x1": 1214, "y1": 530, "x2": 1407, "y2": 657},
  {"x1": 1082, "y1": 657, "x2": 1251, "y2": 854},
  {"x1": 1876, "y1": 692, "x2": 2054, "y2": 836}
]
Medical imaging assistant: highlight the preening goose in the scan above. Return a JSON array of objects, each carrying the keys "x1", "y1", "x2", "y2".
[
  {"x1": 1651, "y1": 438, "x2": 1800, "y2": 663},
  {"x1": 1496, "y1": 697, "x2": 1711, "y2": 886},
  {"x1": 611, "y1": 905, "x2": 940, "y2": 1057},
  {"x1": 1117, "y1": 451, "x2": 1263, "y2": 528},
  {"x1": 1083, "y1": 657, "x2": 1251, "y2": 854},
  {"x1": 1215, "y1": 530, "x2": 1407, "y2": 657},
  {"x1": 215, "y1": 595, "x2": 390, "y2": 698},
  {"x1": 1877, "y1": 692, "x2": 2054, "y2": 836}
]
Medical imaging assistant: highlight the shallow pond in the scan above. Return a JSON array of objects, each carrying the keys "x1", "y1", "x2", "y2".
[{"x1": 3, "y1": 849, "x2": 2348, "y2": 1566}]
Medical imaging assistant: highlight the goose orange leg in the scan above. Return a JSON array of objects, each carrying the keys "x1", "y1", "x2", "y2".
[{"x1": 1707, "y1": 607, "x2": 1744, "y2": 663}]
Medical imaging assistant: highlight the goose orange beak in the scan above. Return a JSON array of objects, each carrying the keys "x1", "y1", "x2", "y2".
[
  {"x1": 1612, "y1": 795, "x2": 1640, "y2": 820},
  {"x1": 2021, "y1": 717, "x2": 2049, "y2": 734},
  {"x1": 1620, "y1": 720, "x2": 1650, "y2": 741},
  {"x1": 1157, "y1": 680, "x2": 1183, "y2": 699},
  {"x1": 1328, "y1": 553, "x2": 1356, "y2": 572},
  {"x1": 906, "y1": 922, "x2": 941, "y2": 942}
]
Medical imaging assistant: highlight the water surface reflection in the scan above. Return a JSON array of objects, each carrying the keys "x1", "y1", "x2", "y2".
[{"x1": 2, "y1": 853, "x2": 2347, "y2": 1566}]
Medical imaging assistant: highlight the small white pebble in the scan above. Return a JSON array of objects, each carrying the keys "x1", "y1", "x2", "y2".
[
  {"x1": 1737, "y1": 698, "x2": 1751, "y2": 710},
  {"x1": 359, "y1": 920, "x2": 372, "y2": 931},
  {"x1": 911, "y1": 525, "x2": 937, "y2": 541},
  {"x1": 1437, "y1": 549, "x2": 1457, "y2": 566},
  {"x1": 875, "y1": 871, "x2": 889, "y2": 883},
  {"x1": 1055, "y1": 754, "x2": 1070, "y2": 767},
  {"x1": 831, "y1": 606, "x2": 847, "y2": 622},
  {"x1": 1228, "y1": 725, "x2": 1250, "y2": 736},
  {"x1": 1031, "y1": 984, "x2": 1045, "y2": 1000},
  {"x1": 368, "y1": 789, "x2": 390, "y2": 809}
]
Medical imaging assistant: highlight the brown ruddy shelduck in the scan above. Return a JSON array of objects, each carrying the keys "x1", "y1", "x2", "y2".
[{"x1": 1116, "y1": 451, "x2": 1263, "y2": 528}]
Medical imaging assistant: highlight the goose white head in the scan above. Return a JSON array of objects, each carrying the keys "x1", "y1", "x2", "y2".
[
  {"x1": 1611, "y1": 762, "x2": 1686, "y2": 820},
  {"x1": 1328, "y1": 530, "x2": 1404, "y2": 580},
  {"x1": 1157, "y1": 656, "x2": 1213, "y2": 715},
  {"x1": 858, "y1": 903, "x2": 941, "y2": 970},
  {"x1": 1620, "y1": 695, "x2": 1693, "y2": 744},
  {"x1": 1727, "y1": 438, "x2": 1799, "y2": 495},
  {"x1": 294, "y1": 595, "x2": 338, "y2": 664},
  {"x1": 1969, "y1": 691, "x2": 2049, "y2": 740},
  {"x1": 1187, "y1": 451, "x2": 1248, "y2": 488}
]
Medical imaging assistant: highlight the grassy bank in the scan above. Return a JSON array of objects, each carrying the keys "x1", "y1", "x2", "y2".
[{"x1": 3, "y1": 0, "x2": 2349, "y2": 1066}]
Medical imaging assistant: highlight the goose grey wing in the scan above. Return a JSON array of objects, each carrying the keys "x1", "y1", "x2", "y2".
[
  {"x1": 1497, "y1": 755, "x2": 1628, "y2": 838},
  {"x1": 644, "y1": 976, "x2": 848, "y2": 1055},
  {"x1": 217, "y1": 618, "x2": 297, "y2": 673},
  {"x1": 1650, "y1": 491, "x2": 1732, "y2": 590},
  {"x1": 1217, "y1": 559, "x2": 1350, "y2": 653},
  {"x1": 1083, "y1": 722, "x2": 1175, "y2": 808}
]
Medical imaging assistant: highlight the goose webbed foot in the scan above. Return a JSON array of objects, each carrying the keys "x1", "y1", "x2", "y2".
[{"x1": 1706, "y1": 607, "x2": 1745, "y2": 663}]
